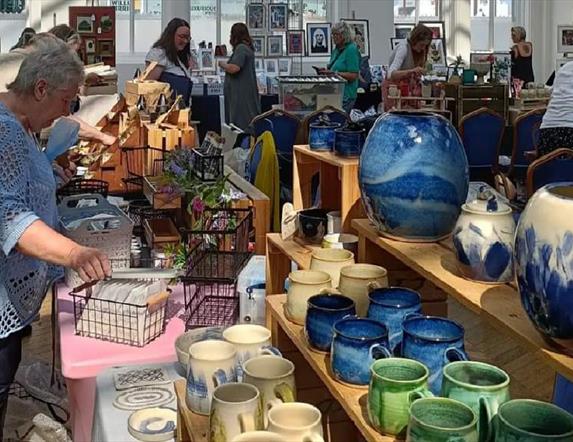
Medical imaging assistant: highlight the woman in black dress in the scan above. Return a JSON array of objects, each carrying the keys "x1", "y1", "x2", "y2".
[{"x1": 511, "y1": 26, "x2": 534, "y2": 88}]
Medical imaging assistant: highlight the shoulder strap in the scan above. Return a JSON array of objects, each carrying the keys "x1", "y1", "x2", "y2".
[
  {"x1": 327, "y1": 46, "x2": 346, "y2": 70},
  {"x1": 177, "y1": 57, "x2": 192, "y2": 79}
]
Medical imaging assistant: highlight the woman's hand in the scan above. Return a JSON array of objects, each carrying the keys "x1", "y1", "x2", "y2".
[
  {"x1": 318, "y1": 68, "x2": 333, "y2": 75},
  {"x1": 52, "y1": 162, "x2": 75, "y2": 186},
  {"x1": 98, "y1": 132, "x2": 117, "y2": 146},
  {"x1": 410, "y1": 67, "x2": 426, "y2": 76},
  {"x1": 218, "y1": 60, "x2": 227, "y2": 71},
  {"x1": 68, "y1": 245, "x2": 112, "y2": 282}
]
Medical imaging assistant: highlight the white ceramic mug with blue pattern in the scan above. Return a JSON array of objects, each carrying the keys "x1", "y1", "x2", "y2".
[{"x1": 186, "y1": 339, "x2": 237, "y2": 415}]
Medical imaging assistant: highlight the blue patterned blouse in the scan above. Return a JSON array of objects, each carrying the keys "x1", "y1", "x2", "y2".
[{"x1": 0, "y1": 101, "x2": 61, "y2": 339}]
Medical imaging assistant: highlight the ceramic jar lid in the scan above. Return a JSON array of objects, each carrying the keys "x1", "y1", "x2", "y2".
[{"x1": 463, "y1": 187, "x2": 512, "y2": 215}]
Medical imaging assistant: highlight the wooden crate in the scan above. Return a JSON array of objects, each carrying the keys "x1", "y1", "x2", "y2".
[
  {"x1": 143, "y1": 176, "x2": 182, "y2": 209},
  {"x1": 143, "y1": 218, "x2": 181, "y2": 250},
  {"x1": 125, "y1": 79, "x2": 171, "y2": 107}
]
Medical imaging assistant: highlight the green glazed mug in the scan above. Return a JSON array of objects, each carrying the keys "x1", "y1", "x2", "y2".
[
  {"x1": 368, "y1": 358, "x2": 433, "y2": 437},
  {"x1": 441, "y1": 361, "x2": 510, "y2": 442},
  {"x1": 406, "y1": 397, "x2": 478, "y2": 442},
  {"x1": 495, "y1": 399, "x2": 573, "y2": 441}
]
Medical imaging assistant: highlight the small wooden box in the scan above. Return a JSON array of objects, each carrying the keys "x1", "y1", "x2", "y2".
[
  {"x1": 143, "y1": 218, "x2": 181, "y2": 250},
  {"x1": 125, "y1": 79, "x2": 171, "y2": 107},
  {"x1": 143, "y1": 176, "x2": 182, "y2": 210}
]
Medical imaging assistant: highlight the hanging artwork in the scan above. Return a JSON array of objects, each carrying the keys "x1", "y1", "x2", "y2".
[
  {"x1": 307, "y1": 22, "x2": 331, "y2": 56},
  {"x1": 287, "y1": 30, "x2": 305, "y2": 56},
  {"x1": 394, "y1": 24, "x2": 414, "y2": 39},
  {"x1": 265, "y1": 59, "x2": 279, "y2": 75},
  {"x1": 76, "y1": 16, "x2": 94, "y2": 34},
  {"x1": 428, "y1": 38, "x2": 446, "y2": 65},
  {"x1": 278, "y1": 58, "x2": 292, "y2": 76},
  {"x1": 268, "y1": 3, "x2": 288, "y2": 32},
  {"x1": 558, "y1": 25, "x2": 573, "y2": 53},
  {"x1": 100, "y1": 15, "x2": 114, "y2": 33},
  {"x1": 390, "y1": 38, "x2": 406, "y2": 50},
  {"x1": 342, "y1": 19, "x2": 370, "y2": 58},
  {"x1": 267, "y1": 35, "x2": 284, "y2": 57},
  {"x1": 420, "y1": 21, "x2": 445, "y2": 39},
  {"x1": 246, "y1": 3, "x2": 265, "y2": 31}
]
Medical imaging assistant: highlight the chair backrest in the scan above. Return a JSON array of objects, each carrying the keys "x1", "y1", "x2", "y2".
[
  {"x1": 526, "y1": 148, "x2": 573, "y2": 197},
  {"x1": 512, "y1": 108, "x2": 545, "y2": 170},
  {"x1": 301, "y1": 106, "x2": 350, "y2": 144},
  {"x1": 458, "y1": 108, "x2": 505, "y2": 168}
]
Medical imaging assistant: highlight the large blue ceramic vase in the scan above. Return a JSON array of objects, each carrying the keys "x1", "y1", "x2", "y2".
[{"x1": 359, "y1": 112, "x2": 469, "y2": 242}]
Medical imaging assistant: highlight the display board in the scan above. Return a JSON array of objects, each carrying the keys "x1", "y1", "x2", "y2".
[{"x1": 69, "y1": 6, "x2": 116, "y2": 67}]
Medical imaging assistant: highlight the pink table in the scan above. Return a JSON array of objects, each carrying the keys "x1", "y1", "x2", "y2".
[{"x1": 56, "y1": 283, "x2": 186, "y2": 442}]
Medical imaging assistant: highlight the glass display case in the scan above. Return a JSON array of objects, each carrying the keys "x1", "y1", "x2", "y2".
[{"x1": 277, "y1": 76, "x2": 346, "y2": 115}]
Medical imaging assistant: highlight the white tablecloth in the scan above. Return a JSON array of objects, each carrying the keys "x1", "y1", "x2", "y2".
[{"x1": 92, "y1": 362, "x2": 186, "y2": 442}]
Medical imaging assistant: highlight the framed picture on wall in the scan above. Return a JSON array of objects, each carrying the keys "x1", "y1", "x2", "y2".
[
  {"x1": 100, "y1": 15, "x2": 114, "y2": 33},
  {"x1": 252, "y1": 36, "x2": 266, "y2": 57},
  {"x1": 76, "y1": 16, "x2": 93, "y2": 34},
  {"x1": 85, "y1": 38, "x2": 96, "y2": 54},
  {"x1": 254, "y1": 58, "x2": 264, "y2": 72},
  {"x1": 341, "y1": 18, "x2": 370, "y2": 58},
  {"x1": 428, "y1": 38, "x2": 446, "y2": 65},
  {"x1": 278, "y1": 58, "x2": 292, "y2": 76},
  {"x1": 98, "y1": 39, "x2": 114, "y2": 57},
  {"x1": 307, "y1": 22, "x2": 331, "y2": 56},
  {"x1": 557, "y1": 25, "x2": 573, "y2": 53},
  {"x1": 287, "y1": 30, "x2": 305, "y2": 55},
  {"x1": 267, "y1": 35, "x2": 284, "y2": 56},
  {"x1": 394, "y1": 24, "x2": 414, "y2": 39},
  {"x1": 265, "y1": 58, "x2": 279, "y2": 75},
  {"x1": 246, "y1": 3, "x2": 265, "y2": 31},
  {"x1": 390, "y1": 38, "x2": 406, "y2": 50},
  {"x1": 420, "y1": 21, "x2": 445, "y2": 39},
  {"x1": 268, "y1": 3, "x2": 288, "y2": 32}
]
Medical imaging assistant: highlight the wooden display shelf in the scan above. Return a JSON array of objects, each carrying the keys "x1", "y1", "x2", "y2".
[
  {"x1": 267, "y1": 295, "x2": 397, "y2": 442},
  {"x1": 293, "y1": 144, "x2": 364, "y2": 232},
  {"x1": 175, "y1": 379, "x2": 209, "y2": 442},
  {"x1": 352, "y1": 218, "x2": 573, "y2": 382}
]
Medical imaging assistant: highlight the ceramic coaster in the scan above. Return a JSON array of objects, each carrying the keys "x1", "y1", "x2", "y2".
[
  {"x1": 128, "y1": 407, "x2": 177, "y2": 442},
  {"x1": 113, "y1": 386, "x2": 174, "y2": 411},
  {"x1": 113, "y1": 367, "x2": 171, "y2": 391}
]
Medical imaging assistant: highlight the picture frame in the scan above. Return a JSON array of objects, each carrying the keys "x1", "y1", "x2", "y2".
[
  {"x1": 556, "y1": 57, "x2": 572, "y2": 72},
  {"x1": 341, "y1": 18, "x2": 370, "y2": 58},
  {"x1": 428, "y1": 38, "x2": 446, "y2": 65},
  {"x1": 87, "y1": 54, "x2": 96, "y2": 65},
  {"x1": 252, "y1": 36, "x2": 266, "y2": 57},
  {"x1": 100, "y1": 15, "x2": 113, "y2": 33},
  {"x1": 557, "y1": 25, "x2": 573, "y2": 53},
  {"x1": 265, "y1": 58, "x2": 279, "y2": 75},
  {"x1": 246, "y1": 3, "x2": 265, "y2": 31},
  {"x1": 278, "y1": 58, "x2": 292, "y2": 76},
  {"x1": 306, "y1": 22, "x2": 331, "y2": 56},
  {"x1": 199, "y1": 48, "x2": 215, "y2": 71},
  {"x1": 432, "y1": 64, "x2": 448, "y2": 78},
  {"x1": 254, "y1": 58, "x2": 264, "y2": 72},
  {"x1": 390, "y1": 38, "x2": 406, "y2": 50},
  {"x1": 85, "y1": 38, "x2": 96, "y2": 54},
  {"x1": 267, "y1": 35, "x2": 284, "y2": 57},
  {"x1": 491, "y1": 51, "x2": 511, "y2": 84},
  {"x1": 470, "y1": 52, "x2": 493, "y2": 64},
  {"x1": 419, "y1": 21, "x2": 445, "y2": 39},
  {"x1": 98, "y1": 39, "x2": 114, "y2": 57},
  {"x1": 190, "y1": 49, "x2": 200, "y2": 70},
  {"x1": 76, "y1": 16, "x2": 94, "y2": 34},
  {"x1": 268, "y1": 3, "x2": 288, "y2": 32},
  {"x1": 287, "y1": 30, "x2": 305, "y2": 56},
  {"x1": 394, "y1": 24, "x2": 414, "y2": 39}
]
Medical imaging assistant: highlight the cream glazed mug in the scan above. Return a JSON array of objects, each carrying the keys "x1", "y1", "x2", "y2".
[{"x1": 267, "y1": 402, "x2": 324, "y2": 442}]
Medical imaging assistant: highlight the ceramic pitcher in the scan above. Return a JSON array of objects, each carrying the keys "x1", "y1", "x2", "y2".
[
  {"x1": 223, "y1": 324, "x2": 281, "y2": 380},
  {"x1": 210, "y1": 383, "x2": 263, "y2": 442},
  {"x1": 305, "y1": 293, "x2": 356, "y2": 352},
  {"x1": 401, "y1": 315, "x2": 468, "y2": 394},
  {"x1": 367, "y1": 287, "x2": 422, "y2": 351},
  {"x1": 286, "y1": 270, "x2": 332, "y2": 325},
  {"x1": 495, "y1": 399, "x2": 573, "y2": 441},
  {"x1": 406, "y1": 397, "x2": 478, "y2": 442},
  {"x1": 310, "y1": 249, "x2": 355, "y2": 288},
  {"x1": 368, "y1": 358, "x2": 433, "y2": 437},
  {"x1": 243, "y1": 355, "x2": 296, "y2": 427},
  {"x1": 267, "y1": 402, "x2": 324, "y2": 442},
  {"x1": 331, "y1": 317, "x2": 392, "y2": 386},
  {"x1": 338, "y1": 264, "x2": 389, "y2": 317},
  {"x1": 442, "y1": 361, "x2": 510, "y2": 442},
  {"x1": 186, "y1": 340, "x2": 237, "y2": 415}
]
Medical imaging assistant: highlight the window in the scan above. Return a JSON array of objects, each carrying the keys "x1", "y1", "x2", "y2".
[
  {"x1": 470, "y1": 0, "x2": 512, "y2": 51},
  {"x1": 107, "y1": 0, "x2": 162, "y2": 54},
  {"x1": 394, "y1": 0, "x2": 440, "y2": 24},
  {"x1": 190, "y1": 0, "x2": 217, "y2": 47}
]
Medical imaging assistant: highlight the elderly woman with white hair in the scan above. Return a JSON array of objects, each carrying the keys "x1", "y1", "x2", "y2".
[
  {"x1": 318, "y1": 21, "x2": 361, "y2": 113},
  {"x1": 511, "y1": 26, "x2": 534, "y2": 88},
  {"x1": 0, "y1": 39, "x2": 110, "y2": 437}
]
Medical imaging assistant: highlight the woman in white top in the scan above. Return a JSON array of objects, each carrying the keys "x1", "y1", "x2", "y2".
[
  {"x1": 145, "y1": 18, "x2": 193, "y2": 105},
  {"x1": 538, "y1": 61, "x2": 573, "y2": 156},
  {"x1": 383, "y1": 24, "x2": 433, "y2": 111}
]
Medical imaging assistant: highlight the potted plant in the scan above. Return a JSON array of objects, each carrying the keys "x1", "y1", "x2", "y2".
[{"x1": 448, "y1": 56, "x2": 464, "y2": 85}]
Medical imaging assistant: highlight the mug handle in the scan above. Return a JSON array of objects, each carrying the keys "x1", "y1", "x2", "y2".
[
  {"x1": 404, "y1": 312, "x2": 423, "y2": 321},
  {"x1": 212, "y1": 369, "x2": 228, "y2": 387},
  {"x1": 274, "y1": 382, "x2": 295, "y2": 403},
  {"x1": 260, "y1": 345, "x2": 282, "y2": 357},
  {"x1": 444, "y1": 347, "x2": 469, "y2": 364},
  {"x1": 303, "y1": 435, "x2": 324, "y2": 442},
  {"x1": 479, "y1": 396, "x2": 494, "y2": 442},
  {"x1": 367, "y1": 281, "x2": 384, "y2": 293},
  {"x1": 239, "y1": 413, "x2": 256, "y2": 433},
  {"x1": 369, "y1": 343, "x2": 392, "y2": 360},
  {"x1": 235, "y1": 364, "x2": 245, "y2": 383},
  {"x1": 319, "y1": 287, "x2": 341, "y2": 295},
  {"x1": 408, "y1": 388, "x2": 434, "y2": 404}
]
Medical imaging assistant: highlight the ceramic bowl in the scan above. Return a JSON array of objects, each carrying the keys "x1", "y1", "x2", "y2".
[
  {"x1": 128, "y1": 407, "x2": 177, "y2": 442},
  {"x1": 322, "y1": 233, "x2": 359, "y2": 255},
  {"x1": 174, "y1": 327, "x2": 224, "y2": 373},
  {"x1": 297, "y1": 209, "x2": 329, "y2": 244}
]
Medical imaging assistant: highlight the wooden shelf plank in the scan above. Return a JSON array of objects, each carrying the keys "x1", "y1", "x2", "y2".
[
  {"x1": 174, "y1": 379, "x2": 209, "y2": 442},
  {"x1": 351, "y1": 218, "x2": 573, "y2": 381},
  {"x1": 267, "y1": 294, "x2": 397, "y2": 442},
  {"x1": 294, "y1": 144, "x2": 359, "y2": 167},
  {"x1": 267, "y1": 233, "x2": 318, "y2": 270}
]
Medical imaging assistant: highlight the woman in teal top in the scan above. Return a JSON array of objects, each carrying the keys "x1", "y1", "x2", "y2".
[{"x1": 319, "y1": 21, "x2": 361, "y2": 113}]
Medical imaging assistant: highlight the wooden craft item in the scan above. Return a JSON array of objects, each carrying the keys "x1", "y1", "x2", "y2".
[{"x1": 281, "y1": 203, "x2": 298, "y2": 240}]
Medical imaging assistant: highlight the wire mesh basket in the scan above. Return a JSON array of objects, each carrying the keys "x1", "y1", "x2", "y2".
[
  {"x1": 57, "y1": 178, "x2": 109, "y2": 199},
  {"x1": 192, "y1": 147, "x2": 223, "y2": 182},
  {"x1": 183, "y1": 280, "x2": 239, "y2": 329},
  {"x1": 127, "y1": 199, "x2": 173, "y2": 235},
  {"x1": 122, "y1": 146, "x2": 167, "y2": 193}
]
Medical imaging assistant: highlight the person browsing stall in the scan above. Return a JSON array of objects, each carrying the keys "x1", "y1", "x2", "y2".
[
  {"x1": 218, "y1": 23, "x2": 261, "y2": 131},
  {"x1": 318, "y1": 21, "x2": 361, "y2": 113},
  {"x1": 511, "y1": 26, "x2": 534, "y2": 88},
  {"x1": 145, "y1": 18, "x2": 193, "y2": 106},
  {"x1": 0, "y1": 40, "x2": 111, "y2": 439}
]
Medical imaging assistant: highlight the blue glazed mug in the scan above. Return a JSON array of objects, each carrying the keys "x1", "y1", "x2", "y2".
[
  {"x1": 309, "y1": 122, "x2": 341, "y2": 151},
  {"x1": 401, "y1": 315, "x2": 468, "y2": 394},
  {"x1": 334, "y1": 127, "x2": 365, "y2": 157},
  {"x1": 305, "y1": 293, "x2": 356, "y2": 352},
  {"x1": 331, "y1": 317, "x2": 392, "y2": 386},
  {"x1": 367, "y1": 287, "x2": 422, "y2": 352}
]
